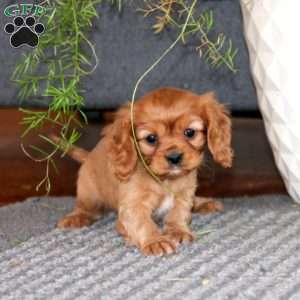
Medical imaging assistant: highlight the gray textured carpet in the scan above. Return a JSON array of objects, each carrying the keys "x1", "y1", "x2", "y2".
[{"x1": 1, "y1": 195, "x2": 300, "y2": 300}]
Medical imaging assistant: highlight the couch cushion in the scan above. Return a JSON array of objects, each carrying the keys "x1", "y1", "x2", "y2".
[{"x1": 0, "y1": 0, "x2": 257, "y2": 111}]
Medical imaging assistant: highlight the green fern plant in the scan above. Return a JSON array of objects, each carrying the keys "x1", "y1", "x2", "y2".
[
  {"x1": 140, "y1": 0, "x2": 238, "y2": 72},
  {"x1": 14, "y1": 0, "x2": 104, "y2": 193}
]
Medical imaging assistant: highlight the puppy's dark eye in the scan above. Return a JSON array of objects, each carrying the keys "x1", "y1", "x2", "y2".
[
  {"x1": 184, "y1": 128, "x2": 196, "y2": 138},
  {"x1": 145, "y1": 134, "x2": 158, "y2": 145}
]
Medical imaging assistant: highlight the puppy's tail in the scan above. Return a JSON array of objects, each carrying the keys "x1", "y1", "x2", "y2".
[{"x1": 49, "y1": 134, "x2": 89, "y2": 164}]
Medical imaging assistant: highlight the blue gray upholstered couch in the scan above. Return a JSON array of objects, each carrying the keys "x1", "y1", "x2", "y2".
[{"x1": 0, "y1": 0, "x2": 257, "y2": 111}]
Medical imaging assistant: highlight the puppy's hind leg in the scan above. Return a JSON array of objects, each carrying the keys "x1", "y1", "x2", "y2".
[
  {"x1": 192, "y1": 197, "x2": 224, "y2": 214},
  {"x1": 57, "y1": 176, "x2": 103, "y2": 229},
  {"x1": 57, "y1": 198, "x2": 102, "y2": 229}
]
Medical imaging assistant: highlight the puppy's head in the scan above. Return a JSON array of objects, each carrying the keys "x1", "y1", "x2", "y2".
[{"x1": 104, "y1": 88, "x2": 233, "y2": 181}]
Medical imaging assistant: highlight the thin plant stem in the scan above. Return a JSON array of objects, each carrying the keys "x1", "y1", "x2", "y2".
[{"x1": 130, "y1": 0, "x2": 198, "y2": 195}]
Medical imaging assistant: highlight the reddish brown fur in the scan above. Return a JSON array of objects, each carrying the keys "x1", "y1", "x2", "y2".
[{"x1": 57, "y1": 87, "x2": 233, "y2": 256}]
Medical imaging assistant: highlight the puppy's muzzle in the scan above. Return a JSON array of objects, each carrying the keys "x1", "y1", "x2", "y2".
[{"x1": 165, "y1": 151, "x2": 183, "y2": 166}]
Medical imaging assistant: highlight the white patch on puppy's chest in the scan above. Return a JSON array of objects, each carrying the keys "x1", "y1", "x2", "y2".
[{"x1": 154, "y1": 194, "x2": 175, "y2": 219}]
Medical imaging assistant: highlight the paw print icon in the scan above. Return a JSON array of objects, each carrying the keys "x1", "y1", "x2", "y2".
[{"x1": 4, "y1": 16, "x2": 45, "y2": 48}]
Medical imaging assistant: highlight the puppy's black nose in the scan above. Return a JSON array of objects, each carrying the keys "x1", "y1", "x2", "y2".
[{"x1": 166, "y1": 152, "x2": 183, "y2": 165}]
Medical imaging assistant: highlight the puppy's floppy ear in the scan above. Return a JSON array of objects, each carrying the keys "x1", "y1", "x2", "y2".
[
  {"x1": 102, "y1": 107, "x2": 137, "y2": 181},
  {"x1": 197, "y1": 92, "x2": 233, "y2": 168}
]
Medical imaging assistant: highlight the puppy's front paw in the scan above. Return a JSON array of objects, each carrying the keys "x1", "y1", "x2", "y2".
[
  {"x1": 141, "y1": 236, "x2": 176, "y2": 256},
  {"x1": 57, "y1": 213, "x2": 95, "y2": 229},
  {"x1": 164, "y1": 230, "x2": 195, "y2": 245}
]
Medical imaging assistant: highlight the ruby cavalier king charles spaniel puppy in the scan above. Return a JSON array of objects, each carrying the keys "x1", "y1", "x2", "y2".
[{"x1": 57, "y1": 87, "x2": 233, "y2": 256}]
